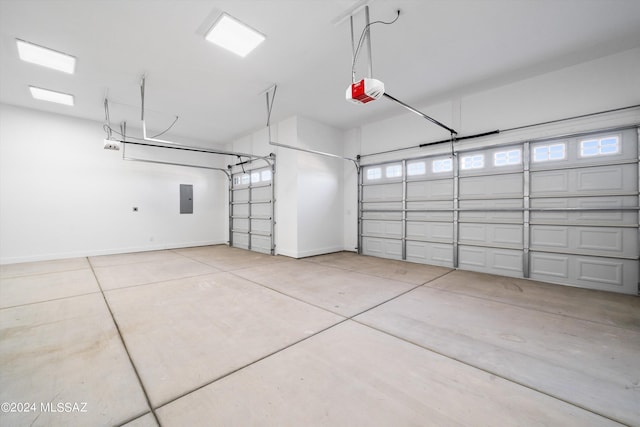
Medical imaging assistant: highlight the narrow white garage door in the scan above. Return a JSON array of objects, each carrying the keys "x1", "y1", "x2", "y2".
[
  {"x1": 230, "y1": 161, "x2": 275, "y2": 254},
  {"x1": 360, "y1": 126, "x2": 639, "y2": 294}
]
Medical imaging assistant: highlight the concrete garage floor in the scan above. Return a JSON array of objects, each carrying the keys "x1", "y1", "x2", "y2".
[{"x1": 0, "y1": 245, "x2": 638, "y2": 426}]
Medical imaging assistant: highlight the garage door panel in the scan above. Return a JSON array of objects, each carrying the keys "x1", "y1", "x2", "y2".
[
  {"x1": 578, "y1": 258, "x2": 623, "y2": 285},
  {"x1": 531, "y1": 196, "x2": 638, "y2": 226},
  {"x1": 577, "y1": 228, "x2": 632, "y2": 254},
  {"x1": 233, "y1": 204, "x2": 249, "y2": 217},
  {"x1": 362, "y1": 213, "x2": 403, "y2": 221},
  {"x1": 251, "y1": 203, "x2": 272, "y2": 217},
  {"x1": 530, "y1": 225, "x2": 637, "y2": 258},
  {"x1": 251, "y1": 235, "x2": 271, "y2": 254},
  {"x1": 530, "y1": 253, "x2": 637, "y2": 294},
  {"x1": 407, "y1": 180, "x2": 453, "y2": 200},
  {"x1": 406, "y1": 241, "x2": 454, "y2": 267},
  {"x1": 406, "y1": 221, "x2": 453, "y2": 242},
  {"x1": 406, "y1": 201, "x2": 453, "y2": 221},
  {"x1": 232, "y1": 233, "x2": 249, "y2": 249},
  {"x1": 531, "y1": 164, "x2": 637, "y2": 197},
  {"x1": 252, "y1": 186, "x2": 271, "y2": 201},
  {"x1": 363, "y1": 183, "x2": 402, "y2": 202},
  {"x1": 251, "y1": 219, "x2": 271, "y2": 233},
  {"x1": 234, "y1": 218, "x2": 249, "y2": 232},
  {"x1": 459, "y1": 223, "x2": 523, "y2": 248},
  {"x1": 233, "y1": 188, "x2": 250, "y2": 202},
  {"x1": 459, "y1": 173, "x2": 523, "y2": 199},
  {"x1": 363, "y1": 220, "x2": 402, "y2": 238},
  {"x1": 362, "y1": 237, "x2": 402, "y2": 260},
  {"x1": 530, "y1": 253, "x2": 569, "y2": 279},
  {"x1": 459, "y1": 199, "x2": 523, "y2": 223},
  {"x1": 362, "y1": 202, "x2": 402, "y2": 221},
  {"x1": 578, "y1": 166, "x2": 629, "y2": 192},
  {"x1": 458, "y1": 246, "x2": 523, "y2": 277},
  {"x1": 531, "y1": 171, "x2": 568, "y2": 195}
]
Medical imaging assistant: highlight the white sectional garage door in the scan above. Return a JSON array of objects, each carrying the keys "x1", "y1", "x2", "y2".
[
  {"x1": 360, "y1": 127, "x2": 639, "y2": 294},
  {"x1": 230, "y1": 162, "x2": 275, "y2": 254}
]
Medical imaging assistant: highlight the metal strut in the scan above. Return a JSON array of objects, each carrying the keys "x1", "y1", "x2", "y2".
[
  {"x1": 383, "y1": 93, "x2": 458, "y2": 135},
  {"x1": 123, "y1": 156, "x2": 231, "y2": 178},
  {"x1": 138, "y1": 75, "x2": 271, "y2": 165},
  {"x1": 265, "y1": 85, "x2": 360, "y2": 171}
]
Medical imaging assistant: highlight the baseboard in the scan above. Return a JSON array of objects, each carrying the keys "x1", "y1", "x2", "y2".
[
  {"x1": 276, "y1": 245, "x2": 347, "y2": 259},
  {"x1": 0, "y1": 240, "x2": 227, "y2": 265}
]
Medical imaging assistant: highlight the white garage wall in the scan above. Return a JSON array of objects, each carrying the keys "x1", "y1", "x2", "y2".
[
  {"x1": 228, "y1": 115, "x2": 345, "y2": 258},
  {"x1": 461, "y1": 48, "x2": 640, "y2": 135},
  {"x1": 346, "y1": 48, "x2": 640, "y2": 251},
  {"x1": 0, "y1": 104, "x2": 228, "y2": 264},
  {"x1": 296, "y1": 116, "x2": 345, "y2": 257}
]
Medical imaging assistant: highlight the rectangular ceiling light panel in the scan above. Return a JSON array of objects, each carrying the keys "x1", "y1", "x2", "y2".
[
  {"x1": 16, "y1": 39, "x2": 76, "y2": 74},
  {"x1": 29, "y1": 86, "x2": 74, "y2": 106},
  {"x1": 205, "y1": 13, "x2": 265, "y2": 57}
]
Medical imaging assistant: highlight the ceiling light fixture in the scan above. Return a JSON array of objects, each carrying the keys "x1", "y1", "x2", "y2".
[
  {"x1": 16, "y1": 39, "x2": 76, "y2": 74},
  {"x1": 29, "y1": 86, "x2": 74, "y2": 106},
  {"x1": 205, "y1": 13, "x2": 265, "y2": 57}
]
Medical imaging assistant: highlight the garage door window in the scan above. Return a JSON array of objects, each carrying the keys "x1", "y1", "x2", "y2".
[
  {"x1": 235, "y1": 174, "x2": 250, "y2": 185},
  {"x1": 494, "y1": 149, "x2": 521, "y2": 166},
  {"x1": 580, "y1": 136, "x2": 619, "y2": 157},
  {"x1": 407, "y1": 161, "x2": 426, "y2": 176},
  {"x1": 386, "y1": 164, "x2": 402, "y2": 178},
  {"x1": 366, "y1": 167, "x2": 382, "y2": 180},
  {"x1": 432, "y1": 158, "x2": 452, "y2": 173},
  {"x1": 533, "y1": 143, "x2": 565, "y2": 162},
  {"x1": 460, "y1": 154, "x2": 484, "y2": 170}
]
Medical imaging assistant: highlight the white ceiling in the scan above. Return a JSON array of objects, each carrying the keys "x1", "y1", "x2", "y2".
[{"x1": 1, "y1": 0, "x2": 640, "y2": 144}]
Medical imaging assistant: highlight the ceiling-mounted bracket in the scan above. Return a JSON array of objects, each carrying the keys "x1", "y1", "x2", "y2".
[{"x1": 350, "y1": 5, "x2": 375, "y2": 83}]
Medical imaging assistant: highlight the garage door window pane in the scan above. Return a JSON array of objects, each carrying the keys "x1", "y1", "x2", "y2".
[
  {"x1": 600, "y1": 137, "x2": 619, "y2": 154},
  {"x1": 241, "y1": 174, "x2": 250, "y2": 185},
  {"x1": 407, "y1": 161, "x2": 426, "y2": 176},
  {"x1": 533, "y1": 143, "x2": 565, "y2": 162},
  {"x1": 581, "y1": 140, "x2": 598, "y2": 156},
  {"x1": 494, "y1": 149, "x2": 521, "y2": 166},
  {"x1": 261, "y1": 170, "x2": 272, "y2": 181},
  {"x1": 432, "y1": 158, "x2": 452, "y2": 173},
  {"x1": 460, "y1": 154, "x2": 484, "y2": 170},
  {"x1": 251, "y1": 172, "x2": 260, "y2": 183},
  {"x1": 367, "y1": 167, "x2": 382, "y2": 180},
  {"x1": 386, "y1": 164, "x2": 402, "y2": 178}
]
